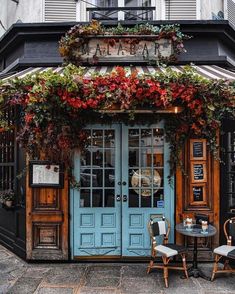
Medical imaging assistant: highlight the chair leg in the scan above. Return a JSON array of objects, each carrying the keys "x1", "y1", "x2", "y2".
[
  {"x1": 223, "y1": 259, "x2": 231, "y2": 270},
  {"x1": 181, "y1": 253, "x2": 188, "y2": 279},
  {"x1": 162, "y1": 256, "x2": 169, "y2": 288},
  {"x1": 211, "y1": 254, "x2": 220, "y2": 281},
  {"x1": 147, "y1": 247, "x2": 156, "y2": 274},
  {"x1": 147, "y1": 259, "x2": 154, "y2": 274}
]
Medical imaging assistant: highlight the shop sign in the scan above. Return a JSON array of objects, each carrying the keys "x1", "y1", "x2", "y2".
[{"x1": 79, "y1": 37, "x2": 173, "y2": 63}]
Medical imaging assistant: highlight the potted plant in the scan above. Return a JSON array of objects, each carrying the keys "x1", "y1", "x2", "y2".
[{"x1": 0, "y1": 189, "x2": 15, "y2": 207}]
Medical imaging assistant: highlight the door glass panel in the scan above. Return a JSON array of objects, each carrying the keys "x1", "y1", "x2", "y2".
[
  {"x1": 104, "y1": 189, "x2": 115, "y2": 207},
  {"x1": 105, "y1": 169, "x2": 115, "y2": 187},
  {"x1": 105, "y1": 130, "x2": 115, "y2": 148},
  {"x1": 81, "y1": 150, "x2": 91, "y2": 166},
  {"x1": 92, "y1": 149, "x2": 104, "y2": 166},
  {"x1": 153, "y1": 128, "x2": 164, "y2": 146},
  {"x1": 92, "y1": 189, "x2": 103, "y2": 207},
  {"x1": 80, "y1": 189, "x2": 90, "y2": 207},
  {"x1": 153, "y1": 148, "x2": 163, "y2": 167},
  {"x1": 141, "y1": 193, "x2": 151, "y2": 207},
  {"x1": 140, "y1": 149, "x2": 152, "y2": 167},
  {"x1": 105, "y1": 149, "x2": 115, "y2": 167},
  {"x1": 81, "y1": 168, "x2": 91, "y2": 187},
  {"x1": 153, "y1": 188, "x2": 164, "y2": 208},
  {"x1": 80, "y1": 128, "x2": 116, "y2": 208},
  {"x1": 128, "y1": 127, "x2": 164, "y2": 208},
  {"x1": 92, "y1": 130, "x2": 103, "y2": 147},
  {"x1": 129, "y1": 129, "x2": 139, "y2": 147},
  {"x1": 129, "y1": 149, "x2": 139, "y2": 167},
  {"x1": 84, "y1": 130, "x2": 92, "y2": 147},
  {"x1": 224, "y1": 131, "x2": 235, "y2": 212},
  {"x1": 92, "y1": 169, "x2": 103, "y2": 187},
  {"x1": 128, "y1": 189, "x2": 139, "y2": 207}
]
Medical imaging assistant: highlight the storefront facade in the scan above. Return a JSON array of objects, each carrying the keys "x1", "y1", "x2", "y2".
[{"x1": 0, "y1": 20, "x2": 235, "y2": 261}]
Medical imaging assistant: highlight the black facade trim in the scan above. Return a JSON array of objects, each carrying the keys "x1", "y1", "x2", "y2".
[{"x1": 1, "y1": 21, "x2": 235, "y2": 72}]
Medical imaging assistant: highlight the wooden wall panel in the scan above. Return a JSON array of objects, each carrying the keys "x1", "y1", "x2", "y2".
[
  {"x1": 26, "y1": 169, "x2": 68, "y2": 260},
  {"x1": 176, "y1": 136, "x2": 220, "y2": 259}
]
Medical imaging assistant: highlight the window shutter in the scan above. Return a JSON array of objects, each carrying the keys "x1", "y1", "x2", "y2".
[
  {"x1": 44, "y1": 0, "x2": 76, "y2": 22},
  {"x1": 227, "y1": 0, "x2": 235, "y2": 28},
  {"x1": 165, "y1": 0, "x2": 197, "y2": 20}
]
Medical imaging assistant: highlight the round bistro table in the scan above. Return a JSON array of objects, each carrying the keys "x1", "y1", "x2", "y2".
[{"x1": 176, "y1": 223, "x2": 217, "y2": 280}]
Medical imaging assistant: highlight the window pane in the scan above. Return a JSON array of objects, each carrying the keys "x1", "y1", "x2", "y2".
[
  {"x1": 141, "y1": 129, "x2": 152, "y2": 147},
  {"x1": 81, "y1": 169, "x2": 91, "y2": 187},
  {"x1": 153, "y1": 189, "x2": 164, "y2": 208},
  {"x1": 90, "y1": 0, "x2": 118, "y2": 20},
  {"x1": 124, "y1": 0, "x2": 152, "y2": 20},
  {"x1": 105, "y1": 149, "x2": 115, "y2": 167},
  {"x1": 140, "y1": 148, "x2": 152, "y2": 167},
  {"x1": 104, "y1": 189, "x2": 115, "y2": 207},
  {"x1": 141, "y1": 193, "x2": 151, "y2": 207},
  {"x1": 105, "y1": 169, "x2": 115, "y2": 187},
  {"x1": 80, "y1": 189, "x2": 91, "y2": 207},
  {"x1": 92, "y1": 189, "x2": 103, "y2": 207},
  {"x1": 129, "y1": 149, "x2": 139, "y2": 167},
  {"x1": 81, "y1": 150, "x2": 91, "y2": 166},
  {"x1": 92, "y1": 149, "x2": 103, "y2": 166},
  {"x1": 105, "y1": 130, "x2": 115, "y2": 148},
  {"x1": 129, "y1": 189, "x2": 139, "y2": 207},
  {"x1": 92, "y1": 169, "x2": 103, "y2": 187},
  {"x1": 129, "y1": 129, "x2": 139, "y2": 147},
  {"x1": 92, "y1": 130, "x2": 103, "y2": 147}
]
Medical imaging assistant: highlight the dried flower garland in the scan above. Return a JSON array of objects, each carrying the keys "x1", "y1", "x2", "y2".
[{"x1": 59, "y1": 20, "x2": 190, "y2": 66}]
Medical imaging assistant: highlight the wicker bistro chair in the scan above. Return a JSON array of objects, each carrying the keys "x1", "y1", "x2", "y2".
[
  {"x1": 211, "y1": 217, "x2": 235, "y2": 281},
  {"x1": 147, "y1": 216, "x2": 188, "y2": 288}
]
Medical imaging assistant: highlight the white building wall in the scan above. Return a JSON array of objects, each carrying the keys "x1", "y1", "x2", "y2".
[
  {"x1": 0, "y1": 0, "x2": 8, "y2": 37},
  {"x1": 0, "y1": 0, "x2": 43, "y2": 38}
]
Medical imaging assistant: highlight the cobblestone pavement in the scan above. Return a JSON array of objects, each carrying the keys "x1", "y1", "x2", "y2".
[{"x1": 0, "y1": 245, "x2": 234, "y2": 294}]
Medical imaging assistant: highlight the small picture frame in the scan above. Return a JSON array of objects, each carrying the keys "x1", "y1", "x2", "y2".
[
  {"x1": 29, "y1": 161, "x2": 64, "y2": 188},
  {"x1": 190, "y1": 139, "x2": 206, "y2": 160},
  {"x1": 191, "y1": 161, "x2": 207, "y2": 183}
]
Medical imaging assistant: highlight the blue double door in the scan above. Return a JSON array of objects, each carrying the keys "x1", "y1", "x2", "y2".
[{"x1": 71, "y1": 123, "x2": 174, "y2": 258}]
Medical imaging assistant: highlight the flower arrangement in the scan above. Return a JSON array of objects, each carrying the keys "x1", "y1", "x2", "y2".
[
  {"x1": 0, "y1": 189, "x2": 15, "y2": 207},
  {"x1": 0, "y1": 64, "x2": 234, "y2": 176},
  {"x1": 59, "y1": 20, "x2": 190, "y2": 66}
]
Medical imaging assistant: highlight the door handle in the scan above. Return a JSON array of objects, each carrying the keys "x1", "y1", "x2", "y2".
[
  {"x1": 116, "y1": 195, "x2": 121, "y2": 201},
  {"x1": 122, "y1": 195, "x2": 128, "y2": 202}
]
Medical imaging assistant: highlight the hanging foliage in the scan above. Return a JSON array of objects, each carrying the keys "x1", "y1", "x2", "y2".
[{"x1": 0, "y1": 64, "x2": 235, "y2": 176}]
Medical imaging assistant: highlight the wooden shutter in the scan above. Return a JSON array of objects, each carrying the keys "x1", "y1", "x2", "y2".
[
  {"x1": 165, "y1": 0, "x2": 197, "y2": 20},
  {"x1": 44, "y1": 0, "x2": 76, "y2": 22},
  {"x1": 227, "y1": 0, "x2": 235, "y2": 28}
]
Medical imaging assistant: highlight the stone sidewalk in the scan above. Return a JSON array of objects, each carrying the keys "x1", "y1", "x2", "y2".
[{"x1": 0, "y1": 245, "x2": 234, "y2": 294}]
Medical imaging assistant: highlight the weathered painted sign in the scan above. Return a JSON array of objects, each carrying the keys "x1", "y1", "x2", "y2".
[{"x1": 79, "y1": 37, "x2": 173, "y2": 63}]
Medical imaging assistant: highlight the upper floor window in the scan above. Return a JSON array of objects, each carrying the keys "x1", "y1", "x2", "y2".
[{"x1": 87, "y1": 0, "x2": 154, "y2": 21}]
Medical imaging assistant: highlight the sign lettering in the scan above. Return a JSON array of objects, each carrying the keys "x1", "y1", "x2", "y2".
[{"x1": 78, "y1": 38, "x2": 173, "y2": 63}]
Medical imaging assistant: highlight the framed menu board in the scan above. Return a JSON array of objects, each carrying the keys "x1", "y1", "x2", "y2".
[
  {"x1": 190, "y1": 139, "x2": 206, "y2": 160},
  {"x1": 192, "y1": 185, "x2": 205, "y2": 202},
  {"x1": 29, "y1": 161, "x2": 64, "y2": 188},
  {"x1": 191, "y1": 161, "x2": 207, "y2": 183}
]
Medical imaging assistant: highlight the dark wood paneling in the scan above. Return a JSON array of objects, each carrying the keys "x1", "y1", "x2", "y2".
[
  {"x1": 26, "y1": 169, "x2": 68, "y2": 260},
  {"x1": 176, "y1": 136, "x2": 220, "y2": 260}
]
